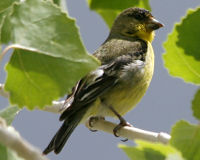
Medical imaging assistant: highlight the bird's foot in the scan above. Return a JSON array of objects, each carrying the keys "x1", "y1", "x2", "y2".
[
  {"x1": 121, "y1": 138, "x2": 128, "y2": 142},
  {"x1": 88, "y1": 116, "x2": 105, "y2": 132},
  {"x1": 113, "y1": 118, "x2": 132, "y2": 138},
  {"x1": 108, "y1": 106, "x2": 132, "y2": 141}
]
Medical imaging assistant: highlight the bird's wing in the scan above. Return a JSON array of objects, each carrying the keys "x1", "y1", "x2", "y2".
[
  {"x1": 43, "y1": 39, "x2": 147, "y2": 154},
  {"x1": 59, "y1": 50, "x2": 146, "y2": 121},
  {"x1": 60, "y1": 38, "x2": 148, "y2": 121},
  {"x1": 59, "y1": 64, "x2": 117, "y2": 121}
]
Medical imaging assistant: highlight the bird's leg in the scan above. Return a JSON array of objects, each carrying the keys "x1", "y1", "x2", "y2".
[
  {"x1": 108, "y1": 106, "x2": 132, "y2": 140},
  {"x1": 88, "y1": 116, "x2": 105, "y2": 132}
]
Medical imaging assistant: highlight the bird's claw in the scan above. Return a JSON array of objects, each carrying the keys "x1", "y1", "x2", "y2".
[
  {"x1": 121, "y1": 138, "x2": 128, "y2": 142},
  {"x1": 113, "y1": 121, "x2": 132, "y2": 137},
  {"x1": 88, "y1": 116, "x2": 105, "y2": 132},
  {"x1": 89, "y1": 128, "x2": 98, "y2": 132}
]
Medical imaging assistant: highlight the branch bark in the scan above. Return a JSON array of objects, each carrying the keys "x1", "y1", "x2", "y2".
[
  {"x1": 0, "y1": 117, "x2": 49, "y2": 160},
  {"x1": 86, "y1": 118, "x2": 171, "y2": 144}
]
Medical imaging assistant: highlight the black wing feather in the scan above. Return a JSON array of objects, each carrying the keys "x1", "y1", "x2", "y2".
[
  {"x1": 43, "y1": 53, "x2": 139, "y2": 154},
  {"x1": 43, "y1": 62, "x2": 120, "y2": 154}
]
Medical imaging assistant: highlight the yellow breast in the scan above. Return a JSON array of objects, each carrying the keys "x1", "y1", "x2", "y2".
[
  {"x1": 98, "y1": 42, "x2": 154, "y2": 117},
  {"x1": 81, "y1": 42, "x2": 154, "y2": 122}
]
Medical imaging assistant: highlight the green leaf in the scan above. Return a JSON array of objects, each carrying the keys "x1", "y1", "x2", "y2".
[
  {"x1": 170, "y1": 120, "x2": 200, "y2": 160},
  {"x1": 0, "y1": 8, "x2": 12, "y2": 44},
  {"x1": 0, "y1": 106, "x2": 20, "y2": 125},
  {"x1": 0, "y1": 13, "x2": 5, "y2": 37},
  {"x1": 52, "y1": 0, "x2": 61, "y2": 6},
  {"x1": 4, "y1": 0, "x2": 97, "y2": 61},
  {"x1": 0, "y1": 0, "x2": 19, "y2": 44},
  {"x1": 0, "y1": 144, "x2": 24, "y2": 160},
  {"x1": 192, "y1": 89, "x2": 200, "y2": 120},
  {"x1": 0, "y1": 0, "x2": 19, "y2": 12},
  {"x1": 3, "y1": 0, "x2": 99, "y2": 109},
  {"x1": 5, "y1": 49, "x2": 98, "y2": 109},
  {"x1": 119, "y1": 141, "x2": 184, "y2": 160},
  {"x1": 96, "y1": 10, "x2": 119, "y2": 28},
  {"x1": 88, "y1": 0, "x2": 151, "y2": 28},
  {"x1": 163, "y1": 8, "x2": 200, "y2": 84},
  {"x1": 88, "y1": 0, "x2": 151, "y2": 10}
]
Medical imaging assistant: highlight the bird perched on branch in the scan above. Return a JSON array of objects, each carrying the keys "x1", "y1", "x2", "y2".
[{"x1": 43, "y1": 7, "x2": 163, "y2": 154}]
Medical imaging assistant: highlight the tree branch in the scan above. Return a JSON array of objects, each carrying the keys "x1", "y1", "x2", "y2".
[
  {"x1": 86, "y1": 118, "x2": 171, "y2": 144},
  {"x1": 0, "y1": 117, "x2": 49, "y2": 160},
  {"x1": 1, "y1": 83, "x2": 171, "y2": 144}
]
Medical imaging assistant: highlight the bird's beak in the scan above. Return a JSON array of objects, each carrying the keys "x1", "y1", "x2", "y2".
[{"x1": 146, "y1": 17, "x2": 164, "y2": 31}]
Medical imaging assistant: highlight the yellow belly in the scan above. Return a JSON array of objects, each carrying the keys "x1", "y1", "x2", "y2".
[
  {"x1": 98, "y1": 42, "x2": 154, "y2": 118},
  {"x1": 83, "y1": 42, "x2": 154, "y2": 120},
  {"x1": 100, "y1": 80, "x2": 150, "y2": 117}
]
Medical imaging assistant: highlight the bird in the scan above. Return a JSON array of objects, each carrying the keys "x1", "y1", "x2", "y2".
[{"x1": 43, "y1": 7, "x2": 163, "y2": 155}]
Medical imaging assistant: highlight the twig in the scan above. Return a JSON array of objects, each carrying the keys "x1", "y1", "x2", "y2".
[
  {"x1": 42, "y1": 100, "x2": 64, "y2": 113},
  {"x1": 0, "y1": 83, "x2": 9, "y2": 98},
  {"x1": 0, "y1": 117, "x2": 49, "y2": 160},
  {"x1": 86, "y1": 118, "x2": 171, "y2": 144}
]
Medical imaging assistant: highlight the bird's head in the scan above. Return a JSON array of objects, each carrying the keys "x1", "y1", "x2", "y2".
[{"x1": 110, "y1": 7, "x2": 164, "y2": 42}]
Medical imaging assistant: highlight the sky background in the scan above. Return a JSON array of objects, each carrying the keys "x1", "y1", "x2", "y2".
[{"x1": 0, "y1": 0, "x2": 200, "y2": 160}]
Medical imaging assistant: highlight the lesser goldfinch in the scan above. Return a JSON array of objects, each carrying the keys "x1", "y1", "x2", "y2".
[{"x1": 43, "y1": 7, "x2": 163, "y2": 154}]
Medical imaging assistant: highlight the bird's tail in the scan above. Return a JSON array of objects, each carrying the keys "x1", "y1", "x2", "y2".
[{"x1": 43, "y1": 107, "x2": 88, "y2": 154}]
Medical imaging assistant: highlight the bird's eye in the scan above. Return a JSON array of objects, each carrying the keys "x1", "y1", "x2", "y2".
[{"x1": 126, "y1": 31, "x2": 134, "y2": 35}]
